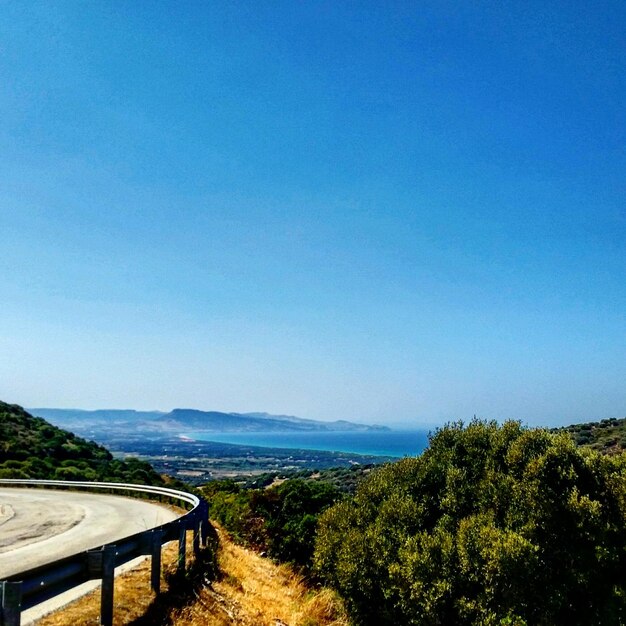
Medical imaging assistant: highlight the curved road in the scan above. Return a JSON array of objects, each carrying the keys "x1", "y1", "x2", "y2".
[{"x1": 0, "y1": 488, "x2": 179, "y2": 578}]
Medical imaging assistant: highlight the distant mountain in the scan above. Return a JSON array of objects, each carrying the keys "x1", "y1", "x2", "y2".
[
  {"x1": 163, "y1": 408, "x2": 389, "y2": 432},
  {"x1": 30, "y1": 407, "x2": 390, "y2": 436},
  {"x1": 239, "y1": 412, "x2": 386, "y2": 431},
  {"x1": 30, "y1": 408, "x2": 165, "y2": 427}
]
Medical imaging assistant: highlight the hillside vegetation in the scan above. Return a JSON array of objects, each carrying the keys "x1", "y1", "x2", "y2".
[
  {"x1": 204, "y1": 478, "x2": 341, "y2": 570},
  {"x1": 556, "y1": 415, "x2": 626, "y2": 454},
  {"x1": 170, "y1": 525, "x2": 348, "y2": 626},
  {"x1": 315, "y1": 420, "x2": 626, "y2": 625},
  {"x1": 0, "y1": 401, "x2": 164, "y2": 485},
  {"x1": 204, "y1": 419, "x2": 626, "y2": 626}
]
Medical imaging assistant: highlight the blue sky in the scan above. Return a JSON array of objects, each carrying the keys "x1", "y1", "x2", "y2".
[{"x1": 0, "y1": 1, "x2": 624, "y2": 426}]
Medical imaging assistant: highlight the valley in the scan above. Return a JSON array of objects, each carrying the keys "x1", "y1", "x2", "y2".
[{"x1": 102, "y1": 436, "x2": 394, "y2": 485}]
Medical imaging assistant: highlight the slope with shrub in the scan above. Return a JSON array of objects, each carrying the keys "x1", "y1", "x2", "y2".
[
  {"x1": 203, "y1": 477, "x2": 341, "y2": 571},
  {"x1": 314, "y1": 420, "x2": 626, "y2": 626},
  {"x1": 0, "y1": 400, "x2": 165, "y2": 485}
]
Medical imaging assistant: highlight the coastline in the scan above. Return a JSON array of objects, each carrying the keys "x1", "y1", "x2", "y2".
[{"x1": 181, "y1": 429, "x2": 430, "y2": 458}]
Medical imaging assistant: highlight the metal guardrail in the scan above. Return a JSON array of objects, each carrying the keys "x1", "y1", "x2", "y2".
[{"x1": 0, "y1": 479, "x2": 213, "y2": 626}]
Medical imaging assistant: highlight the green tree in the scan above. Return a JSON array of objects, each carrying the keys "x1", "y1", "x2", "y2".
[
  {"x1": 253, "y1": 479, "x2": 340, "y2": 568},
  {"x1": 204, "y1": 477, "x2": 340, "y2": 569},
  {"x1": 314, "y1": 420, "x2": 626, "y2": 626},
  {"x1": 0, "y1": 401, "x2": 164, "y2": 486}
]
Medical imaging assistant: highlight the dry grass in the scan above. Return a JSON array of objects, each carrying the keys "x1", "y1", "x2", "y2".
[
  {"x1": 39, "y1": 525, "x2": 347, "y2": 626},
  {"x1": 36, "y1": 538, "x2": 188, "y2": 626},
  {"x1": 170, "y1": 526, "x2": 349, "y2": 626}
]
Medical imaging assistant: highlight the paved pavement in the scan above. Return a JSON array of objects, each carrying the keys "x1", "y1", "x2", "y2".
[{"x1": 0, "y1": 487, "x2": 178, "y2": 578}]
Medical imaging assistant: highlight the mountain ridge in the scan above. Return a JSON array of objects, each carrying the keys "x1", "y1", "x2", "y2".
[{"x1": 30, "y1": 407, "x2": 391, "y2": 435}]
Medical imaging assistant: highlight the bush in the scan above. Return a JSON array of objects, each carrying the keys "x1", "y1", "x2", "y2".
[
  {"x1": 204, "y1": 478, "x2": 341, "y2": 570},
  {"x1": 0, "y1": 401, "x2": 164, "y2": 486},
  {"x1": 314, "y1": 420, "x2": 626, "y2": 626},
  {"x1": 253, "y1": 479, "x2": 340, "y2": 568}
]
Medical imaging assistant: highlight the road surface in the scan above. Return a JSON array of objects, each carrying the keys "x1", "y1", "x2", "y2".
[{"x1": 0, "y1": 487, "x2": 179, "y2": 578}]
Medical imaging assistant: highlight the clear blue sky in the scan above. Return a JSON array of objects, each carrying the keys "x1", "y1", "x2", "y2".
[{"x1": 0, "y1": 1, "x2": 624, "y2": 427}]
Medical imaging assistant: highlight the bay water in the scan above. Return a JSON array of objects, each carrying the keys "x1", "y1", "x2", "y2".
[{"x1": 185, "y1": 429, "x2": 431, "y2": 458}]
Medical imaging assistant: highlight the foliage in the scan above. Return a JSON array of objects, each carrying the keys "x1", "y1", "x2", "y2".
[
  {"x1": 0, "y1": 401, "x2": 164, "y2": 485},
  {"x1": 253, "y1": 479, "x2": 341, "y2": 567},
  {"x1": 314, "y1": 420, "x2": 626, "y2": 626},
  {"x1": 556, "y1": 416, "x2": 626, "y2": 454},
  {"x1": 203, "y1": 480, "x2": 262, "y2": 547},
  {"x1": 203, "y1": 478, "x2": 341, "y2": 570},
  {"x1": 240, "y1": 465, "x2": 377, "y2": 494}
]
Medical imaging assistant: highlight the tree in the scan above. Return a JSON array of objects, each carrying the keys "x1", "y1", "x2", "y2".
[
  {"x1": 253, "y1": 479, "x2": 340, "y2": 568},
  {"x1": 314, "y1": 420, "x2": 626, "y2": 626},
  {"x1": 204, "y1": 477, "x2": 341, "y2": 569},
  {"x1": 0, "y1": 401, "x2": 165, "y2": 486}
]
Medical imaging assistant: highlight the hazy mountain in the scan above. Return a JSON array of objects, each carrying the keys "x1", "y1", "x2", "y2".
[
  {"x1": 240, "y1": 411, "x2": 381, "y2": 430},
  {"x1": 163, "y1": 408, "x2": 389, "y2": 432},
  {"x1": 30, "y1": 407, "x2": 390, "y2": 435},
  {"x1": 31, "y1": 408, "x2": 165, "y2": 425}
]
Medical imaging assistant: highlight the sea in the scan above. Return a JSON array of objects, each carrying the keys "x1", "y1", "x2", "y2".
[{"x1": 185, "y1": 429, "x2": 431, "y2": 458}]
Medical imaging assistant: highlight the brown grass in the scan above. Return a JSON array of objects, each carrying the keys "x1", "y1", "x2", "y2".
[
  {"x1": 36, "y1": 538, "x2": 187, "y2": 626},
  {"x1": 170, "y1": 526, "x2": 349, "y2": 626},
  {"x1": 38, "y1": 526, "x2": 348, "y2": 626}
]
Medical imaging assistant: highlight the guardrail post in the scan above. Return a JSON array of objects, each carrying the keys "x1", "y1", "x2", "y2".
[
  {"x1": 0, "y1": 581, "x2": 21, "y2": 626},
  {"x1": 88, "y1": 546, "x2": 116, "y2": 626},
  {"x1": 100, "y1": 545, "x2": 116, "y2": 626},
  {"x1": 201, "y1": 500, "x2": 210, "y2": 547},
  {"x1": 150, "y1": 529, "x2": 163, "y2": 594},
  {"x1": 177, "y1": 522, "x2": 186, "y2": 574},
  {"x1": 193, "y1": 513, "x2": 201, "y2": 558}
]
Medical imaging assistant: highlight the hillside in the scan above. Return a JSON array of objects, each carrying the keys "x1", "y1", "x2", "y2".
[
  {"x1": 39, "y1": 524, "x2": 347, "y2": 626},
  {"x1": 167, "y1": 525, "x2": 348, "y2": 626},
  {"x1": 0, "y1": 401, "x2": 164, "y2": 485},
  {"x1": 555, "y1": 416, "x2": 626, "y2": 454}
]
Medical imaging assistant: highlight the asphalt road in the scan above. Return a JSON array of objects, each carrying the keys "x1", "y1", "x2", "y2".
[{"x1": 0, "y1": 488, "x2": 179, "y2": 578}]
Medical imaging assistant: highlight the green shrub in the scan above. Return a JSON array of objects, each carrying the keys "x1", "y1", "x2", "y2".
[
  {"x1": 314, "y1": 420, "x2": 626, "y2": 626},
  {"x1": 0, "y1": 401, "x2": 164, "y2": 486},
  {"x1": 253, "y1": 479, "x2": 340, "y2": 568},
  {"x1": 204, "y1": 477, "x2": 341, "y2": 570}
]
